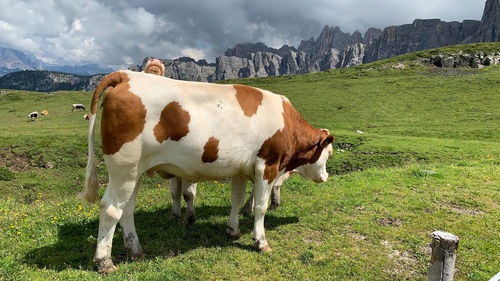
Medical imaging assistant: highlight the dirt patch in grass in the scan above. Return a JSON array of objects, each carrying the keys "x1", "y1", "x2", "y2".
[
  {"x1": 301, "y1": 230, "x2": 327, "y2": 245},
  {"x1": 0, "y1": 145, "x2": 31, "y2": 171},
  {"x1": 377, "y1": 217, "x2": 403, "y2": 227},
  {"x1": 420, "y1": 68, "x2": 480, "y2": 77},
  {"x1": 381, "y1": 240, "x2": 418, "y2": 276},
  {"x1": 441, "y1": 203, "x2": 485, "y2": 216}
]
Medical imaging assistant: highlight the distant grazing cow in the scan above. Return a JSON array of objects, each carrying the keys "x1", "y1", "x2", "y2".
[
  {"x1": 81, "y1": 70, "x2": 335, "y2": 274},
  {"x1": 72, "y1": 104, "x2": 86, "y2": 111},
  {"x1": 28, "y1": 111, "x2": 38, "y2": 120},
  {"x1": 84, "y1": 114, "x2": 89, "y2": 120},
  {"x1": 41, "y1": 110, "x2": 48, "y2": 115}
]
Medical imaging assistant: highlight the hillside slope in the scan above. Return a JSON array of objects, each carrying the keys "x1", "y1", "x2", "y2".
[{"x1": 0, "y1": 44, "x2": 499, "y2": 280}]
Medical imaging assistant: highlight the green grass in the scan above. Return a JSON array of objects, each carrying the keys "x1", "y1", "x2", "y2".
[{"x1": 1, "y1": 43, "x2": 499, "y2": 280}]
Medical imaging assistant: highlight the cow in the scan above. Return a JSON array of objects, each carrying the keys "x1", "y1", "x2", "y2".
[
  {"x1": 81, "y1": 70, "x2": 334, "y2": 274},
  {"x1": 28, "y1": 111, "x2": 38, "y2": 120},
  {"x1": 72, "y1": 104, "x2": 87, "y2": 111},
  {"x1": 84, "y1": 114, "x2": 90, "y2": 120}
]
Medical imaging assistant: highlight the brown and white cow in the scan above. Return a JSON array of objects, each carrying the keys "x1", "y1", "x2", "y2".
[{"x1": 82, "y1": 70, "x2": 334, "y2": 274}]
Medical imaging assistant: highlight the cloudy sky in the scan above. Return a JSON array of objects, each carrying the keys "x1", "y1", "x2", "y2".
[{"x1": 0, "y1": 0, "x2": 485, "y2": 68}]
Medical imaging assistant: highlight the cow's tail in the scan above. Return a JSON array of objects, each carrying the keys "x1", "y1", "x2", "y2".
[{"x1": 81, "y1": 72, "x2": 127, "y2": 203}]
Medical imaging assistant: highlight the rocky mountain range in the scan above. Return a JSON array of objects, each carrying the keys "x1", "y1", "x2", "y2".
[
  {"x1": 128, "y1": 0, "x2": 500, "y2": 82},
  {"x1": 0, "y1": 47, "x2": 112, "y2": 77},
  {"x1": 1, "y1": 0, "x2": 499, "y2": 91},
  {"x1": 0, "y1": 48, "x2": 43, "y2": 77}
]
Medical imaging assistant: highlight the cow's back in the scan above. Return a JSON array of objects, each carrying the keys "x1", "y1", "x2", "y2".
[{"x1": 103, "y1": 70, "x2": 287, "y2": 181}]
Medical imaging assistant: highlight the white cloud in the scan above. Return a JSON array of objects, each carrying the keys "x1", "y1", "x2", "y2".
[{"x1": 181, "y1": 48, "x2": 206, "y2": 61}]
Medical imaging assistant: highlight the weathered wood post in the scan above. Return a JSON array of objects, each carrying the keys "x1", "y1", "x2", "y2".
[{"x1": 428, "y1": 231, "x2": 459, "y2": 281}]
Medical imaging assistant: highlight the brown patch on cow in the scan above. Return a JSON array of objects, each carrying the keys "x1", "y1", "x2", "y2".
[
  {"x1": 153, "y1": 102, "x2": 190, "y2": 143},
  {"x1": 100, "y1": 79, "x2": 147, "y2": 155},
  {"x1": 234, "y1": 84, "x2": 263, "y2": 117},
  {"x1": 201, "y1": 137, "x2": 219, "y2": 163},
  {"x1": 146, "y1": 168, "x2": 157, "y2": 178},
  {"x1": 257, "y1": 100, "x2": 334, "y2": 184}
]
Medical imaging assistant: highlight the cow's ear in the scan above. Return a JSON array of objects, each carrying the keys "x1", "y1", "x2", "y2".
[{"x1": 319, "y1": 135, "x2": 335, "y2": 148}]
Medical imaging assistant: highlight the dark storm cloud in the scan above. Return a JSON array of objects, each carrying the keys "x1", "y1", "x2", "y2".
[{"x1": 0, "y1": 0, "x2": 485, "y2": 68}]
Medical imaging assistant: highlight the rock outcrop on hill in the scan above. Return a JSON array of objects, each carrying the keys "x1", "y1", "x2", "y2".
[{"x1": 429, "y1": 51, "x2": 500, "y2": 68}]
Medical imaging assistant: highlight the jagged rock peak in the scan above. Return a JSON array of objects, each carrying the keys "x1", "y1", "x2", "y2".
[
  {"x1": 466, "y1": 0, "x2": 500, "y2": 42},
  {"x1": 224, "y1": 42, "x2": 296, "y2": 58},
  {"x1": 363, "y1": 28, "x2": 383, "y2": 43}
]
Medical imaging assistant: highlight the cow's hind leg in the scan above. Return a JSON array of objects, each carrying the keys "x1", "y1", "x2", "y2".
[
  {"x1": 269, "y1": 184, "x2": 281, "y2": 210},
  {"x1": 169, "y1": 177, "x2": 182, "y2": 221},
  {"x1": 95, "y1": 173, "x2": 139, "y2": 274},
  {"x1": 119, "y1": 179, "x2": 144, "y2": 258},
  {"x1": 227, "y1": 175, "x2": 246, "y2": 238},
  {"x1": 182, "y1": 179, "x2": 197, "y2": 226},
  {"x1": 240, "y1": 187, "x2": 254, "y2": 216}
]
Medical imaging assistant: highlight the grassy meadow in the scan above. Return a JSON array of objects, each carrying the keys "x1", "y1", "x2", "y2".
[{"x1": 0, "y1": 43, "x2": 499, "y2": 280}]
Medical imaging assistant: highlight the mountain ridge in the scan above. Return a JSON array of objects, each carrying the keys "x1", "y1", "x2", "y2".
[
  {"x1": 0, "y1": 47, "x2": 113, "y2": 77},
  {"x1": 1, "y1": 0, "x2": 499, "y2": 89}
]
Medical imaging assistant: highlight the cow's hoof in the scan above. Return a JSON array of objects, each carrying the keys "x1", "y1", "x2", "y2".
[
  {"x1": 130, "y1": 252, "x2": 146, "y2": 260},
  {"x1": 226, "y1": 227, "x2": 242, "y2": 239},
  {"x1": 260, "y1": 245, "x2": 272, "y2": 253},
  {"x1": 254, "y1": 239, "x2": 271, "y2": 253},
  {"x1": 184, "y1": 215, "x2": 196, "y2": 226},
  {"x1": 95, "y1": 258, "x2": 118, "y2": 274}
]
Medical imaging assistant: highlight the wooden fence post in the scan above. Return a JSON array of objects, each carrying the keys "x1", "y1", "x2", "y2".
[{"x1": 428, "y1": 231, "x2": 459, "y2": 281}]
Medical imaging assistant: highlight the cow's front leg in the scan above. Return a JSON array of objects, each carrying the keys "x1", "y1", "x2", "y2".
[
  {"x1": 119, "y1": 179, "x2": 144, "y2": 258},
  {"x1": 95, "y1": 175, "x2": 139, "y2": 274},
  {"x1": 182, "y1": 179, "x2": 197, "y2": 226},
  {"x1": 169, "y1": 177, "x2": 182, "y2": 221},
  {"x1": 253, "y1": 163, "x2": 275, "y2": 252},
  {"x1": 227, "y1": 175, "x2": 247, "y2": 238}
]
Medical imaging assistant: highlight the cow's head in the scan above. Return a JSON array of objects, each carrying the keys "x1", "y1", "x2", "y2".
[{"x1": 295, "y1": 130, "x2": 334, "y2": 183}]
